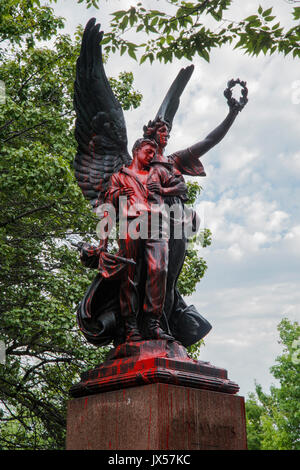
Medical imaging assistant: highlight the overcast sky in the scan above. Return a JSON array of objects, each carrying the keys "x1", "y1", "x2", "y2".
[{"x1": 51, "y1": 0, "x2": 300, "y2": 398}]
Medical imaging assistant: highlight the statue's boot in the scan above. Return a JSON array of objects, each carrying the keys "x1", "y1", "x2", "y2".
[
  {"x1": 143, "y1": 316, "x2": 175, "y2": 341},
  {"x1": 124, "y1": 316, "x2": 142, "y2": 342}
]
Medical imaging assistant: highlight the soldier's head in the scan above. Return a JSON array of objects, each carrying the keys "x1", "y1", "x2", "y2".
[{"x1": 132, "y1": 138, "x2": 158, "y2": 168}]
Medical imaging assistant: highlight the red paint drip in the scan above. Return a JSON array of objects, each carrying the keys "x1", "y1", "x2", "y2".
[
  {"x1": 165, "y1": 384, "x2": 169, "y2": 450},
  {"x1": 147, "y1": 384, "x2": 152, "y2": 450}
]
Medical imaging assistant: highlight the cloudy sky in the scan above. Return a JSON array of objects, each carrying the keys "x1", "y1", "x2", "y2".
[{"x1": 51, "y1": 0, "x2": 299, "y2": 397}]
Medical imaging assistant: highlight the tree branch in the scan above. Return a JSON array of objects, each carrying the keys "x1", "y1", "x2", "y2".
[
  {"x1": 0, "y1": 202, "x2": 55, "y2": 227},
  {"x1": 20, "y1": 357, "x2": 73, "y2": 384},
  {"x1": 2, "y1": 119, "x2": 49, "y2": 143},
  {"x1": 0, "y1": 118, "x2": 16, "y2": 134}
]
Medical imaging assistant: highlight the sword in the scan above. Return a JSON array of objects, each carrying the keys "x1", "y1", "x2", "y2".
[{"x1": 104, "y1": 252, "x2": 136, "y2": 266}]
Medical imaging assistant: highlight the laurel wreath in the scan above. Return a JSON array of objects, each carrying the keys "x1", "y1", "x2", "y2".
[{"x1": 224, "y1": 78, "x2": 248, "y2": 112}]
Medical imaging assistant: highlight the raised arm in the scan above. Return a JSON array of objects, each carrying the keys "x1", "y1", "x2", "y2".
[
  {"x1": 170, "y1": 79, "x2": 248, "y2": 177},
  {"x1": 188, "y1": 106, "x2": 239, "y2": 159}
]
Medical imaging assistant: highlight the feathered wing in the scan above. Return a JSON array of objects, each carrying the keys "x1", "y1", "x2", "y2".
[
  {"x1": 74, "y1": 18, "x2": 131, "y2": 209},
  {"x1": 154, "y1": 65, "x2": 194, "y2": 128}
]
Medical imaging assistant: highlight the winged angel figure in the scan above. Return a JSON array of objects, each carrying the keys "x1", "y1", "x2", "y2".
[{"x1": 74, "y1": 19, "x2": 248, "y2": 348}]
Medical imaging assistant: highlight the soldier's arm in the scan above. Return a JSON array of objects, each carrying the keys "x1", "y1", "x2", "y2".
[
  {"x1": 106, "y1": 173, "x2": 134, "y2": 206},
  {"x1": 147, "y1": 166, "x2": 187, "y2": 196}
]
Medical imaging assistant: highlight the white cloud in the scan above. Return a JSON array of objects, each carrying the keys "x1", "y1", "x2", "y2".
[
  {"x1": 221, "y1": 148, "x2": 259, "y2": 172},
  {"x1": 283, "y1": 225, "x2": 300, "y2": 255},
  {"x1": 196, "y1": 193, "x2": 290, "y2": 260},
  {"x1": 279, "y1": 152, "x2": 300, "y2": 175},
  {"x1": 228, "y1": 243, "x2": 244, "y2": 261},
  {"x1": 189, "y1": 282, "x2": 300, "y2": 396}
]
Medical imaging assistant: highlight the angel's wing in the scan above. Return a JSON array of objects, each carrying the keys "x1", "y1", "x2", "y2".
[
  {"x1": 154, "y1": 65, "x2": 194, "y2": 129},
  {"x1": 74, "y1": 18, "x2": 131, "y2": 209}
]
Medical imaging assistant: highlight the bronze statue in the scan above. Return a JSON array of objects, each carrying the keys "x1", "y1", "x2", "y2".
[{"x1": 73, "y1": 18, "x2": 248, "y2": 348}]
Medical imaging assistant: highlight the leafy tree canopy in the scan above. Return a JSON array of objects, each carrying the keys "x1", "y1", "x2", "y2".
[
  {"x1": 0, "y1": 0, "x2": 65, "y2": 49},
  {"x1": 94, "y1": 0, "x2": 300, "y2": 63}
]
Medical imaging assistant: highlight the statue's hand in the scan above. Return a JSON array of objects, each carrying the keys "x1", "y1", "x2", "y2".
[
  {"x1": 224, "y1": 78, "x2": 248, "y2": 113},
  {"x1": 147, "y1": 181, "x2": 163, "y2": 194},
  {"x1": 174, "y1": 182, "x2": 188, "y2": 194},
  {"x1": 120, "y1": 187, "x2": 134, "y2": 197}
]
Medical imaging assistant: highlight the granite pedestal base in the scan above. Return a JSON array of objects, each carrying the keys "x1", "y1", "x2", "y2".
[
  {"x1": 66, "y1": 383, "x2": 247, "y2": 450},
  {"x1": 66, "y1": 340, "x2": 247, "y2": 450}
]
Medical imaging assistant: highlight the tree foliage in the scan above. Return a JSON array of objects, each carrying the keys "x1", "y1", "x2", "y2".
[
  {"x1": 246, "y1": 318, "x2": 300, "y2": 450},
  {"x1": 0, "y1": 0, "x2": 62, "y2": 47},
  {"x1": 98, "y1": 0, "x2": 300, "y2": 64}
]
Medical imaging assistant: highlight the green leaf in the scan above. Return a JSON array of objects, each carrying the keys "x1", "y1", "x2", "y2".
[
  {"x1": 100, "y1": 35, "x2": 110, "y2": 45},
  {"x1": 244, "y1": 15, "x2": 259, "y2": 22},
  {"x1": 265, "y1": 16, "x2": 276, "y2": 22},
  {"x1": 151, "y1": 17, "x2": 159, "y2": 26},
  {"x1": 199, "y1": 48, "x2": 210, "y2": 62},
  {"x1": 128, "y1": 47, "x2": 137, "y2": 60},
  {"x1": 262, "y1": 7, "x2": 273, "y2": 17},
  {"x1": 293, "y1": 7, "x2": 300, "y2": 21},
  {"x1": 120, "y1": 15, "x2": 129, "y2": 31},
  {"x1": 112, "y1": 10, "x2": 127, "y2": 19},
  {"x1": 166, "y1": 35, "x2": 175, "y2": 44}
]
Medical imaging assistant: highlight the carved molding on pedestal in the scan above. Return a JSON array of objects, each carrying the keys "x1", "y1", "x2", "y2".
[{"x1": 69, "y1": 340, "x2": 239, "y2": 398}]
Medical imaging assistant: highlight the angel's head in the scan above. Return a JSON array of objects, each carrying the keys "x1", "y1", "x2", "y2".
[
  {"x1": 143, "y1": 118, "x2": 170, "y2": 150},
  {"x1": 132, "y1": 138, "x2": 158, "y2": 169}
]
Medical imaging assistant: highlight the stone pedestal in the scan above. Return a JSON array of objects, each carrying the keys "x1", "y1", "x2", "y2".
[
  {"x1": 66, "y1": 383, "x2": 247, "y2": 450},
  {"x1": 66, "y1": 340, "x2": 247, "y2": 450}
]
